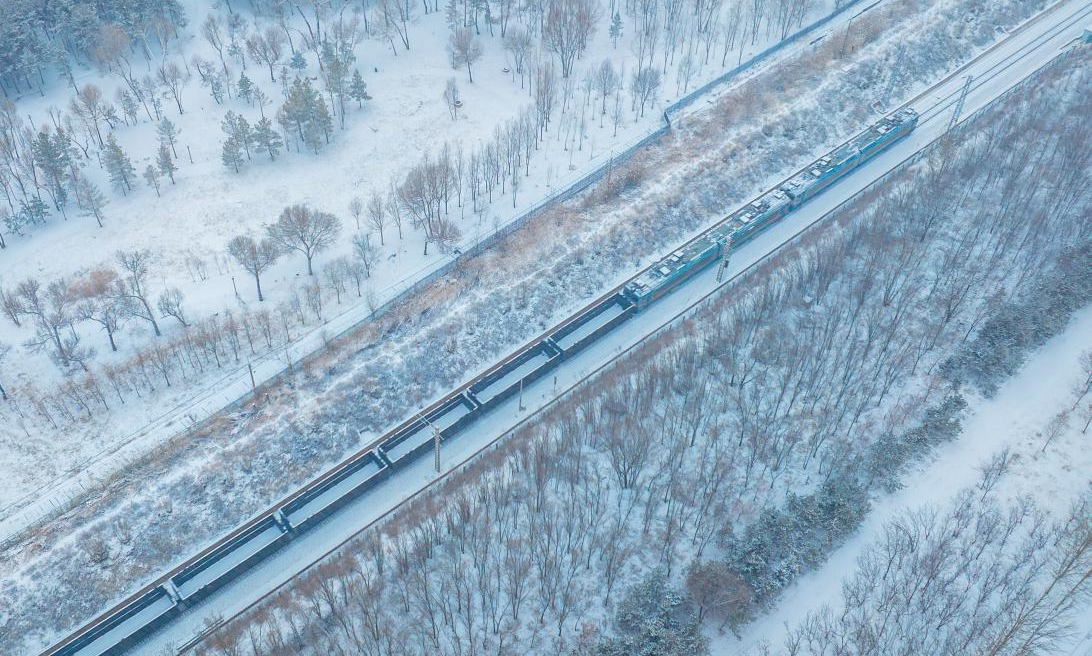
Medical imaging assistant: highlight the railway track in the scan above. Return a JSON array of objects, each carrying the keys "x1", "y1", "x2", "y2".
[{"x1": 38, "y1": 2, "x2": 1089, "y2": 654}]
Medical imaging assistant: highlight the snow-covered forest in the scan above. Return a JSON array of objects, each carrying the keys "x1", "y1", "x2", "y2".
[
  {"x1": 15, "y1": 41, "x2": 1087, "y2": 655},
  {"x1": 172, "y1": 49, "x2": 1091, "y2": 655},
  {"x1": 0, "y1": 0, "x2": 846, "y2": 512},
  {"x1": 4, "y1": 0, "x2": 1080, "y2": 651}
]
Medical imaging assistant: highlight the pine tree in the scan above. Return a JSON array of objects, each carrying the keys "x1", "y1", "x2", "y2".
[
  {"x1": 157, "y1": 145, "x2": 178, "y2": 184},
  {"x1": 235, "y1": 114, "x2": 253, "y2": 159},
  {"x1": 3, "y1": 207, "x2": 26, "y2": 236},
  {"x1": 221, "y1": 111, "x2": 247, "y2": 172},
  {"x1": 610, "y1": 12, "x2": 623, "y2": 48},
  {"x1": 252, "y1": 117, "x2": 283, "y2": 161},
  {"x1": 349, "y1": 69, "x2": 372, "y2": 108},
  {"x1": 209, "y1": 76, "x2": 226, "y2": 104},
  {"x1": 222, "y1": 136, "x2": 244, "y2": 172},
  {"x1": 31, "y1": 129, "x2": 71, "y2": 211},
  {"x1": 289, "y1": 51, "x2": 307, "y2": 73},
  {"x1": 74, "y1": 174, "x2": 108, "y2": 227},
  {"x1": 237, "y1": 72, "x2": 255, "y2": 104},
  {"x1": 303, "y1": 120, "x2": 325, "y2": 154},
  {"x1": 143, "y1": 165, "x2": 162, "y2": 196},
  {"x1": 312, "y1": 97, "x2": 333, "y2": 145},
  {"x1": 158, "y1": 118, "x2": 180, "y2": 158},
  {"x1": 103, "y1": 134, "x2": 136, "y2": 194},
  {"x1": 20, "y1": 197, "x2": 50, "y2": 226},
  {"x1": 118, "y1": 90, "x2": 141, "y2": 125}
]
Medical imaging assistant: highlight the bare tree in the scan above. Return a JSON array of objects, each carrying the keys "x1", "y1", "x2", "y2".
[
  {"x1": 685, "y1": 560, "x2": 753, "y2": 631},
  {"x1": 366, "y1": 192, "x2": 387, "y2": 244},
  {"x1": 228, "y1": 235, "x2": 283, "y2": 301},
  {"x1": 386, "y1": 185, "x2": 404, "y2": 239},
  {"x1": 13, "y1": 277, "x2": 84, "y2": 366},
  {"x1": 348, "y1": 196, "x2": 365, "y2": 230},
  {"x1": 542, "y1": 0, "x2": 601, "y2": 78},
  {"x1": 594, "y1": 59, "x2": 619, "y2": 120},
  {"x1": 156, "y1": 61, "x2": 190, "y2": 114},
  {"x1": 629, "y1": 67, "x2": 662, "y2": 118},
  {"x1": 74, "y1": 268, "x2": 129, "y2": 352},
  {"x1": 352, "y1": 232, "x2": 380, "y2": 277},
  {"x1": 323, "y1": 257, "x2": 352, "y2": 304},
  {"x1": 113, "y1": 249, "x2": 161, "y2": 336},
  {"x1": 503, "y1": 29, "x2": 533, "y2": 87},
  {"x1": 267, "y1": 205, "x2": 343, "y2": 275},
  {"x1": 157, "y1": 288, "x2": 188, "y2": 326},
  {"x1": 201, "y1": 15, "x2": 231, "y2": 76},
  {"x1": 443, "y1": 77, "x2": 461, "y2": 120},
  {"x1": 448, "y1": 28, "x2": 483, "y2": 82},
  {"x1": 247, "y1": 27, "x2": 286, "y2": 82},
  {"x1": 70, "y1": 84, "x2": 107, "y2": 146}
]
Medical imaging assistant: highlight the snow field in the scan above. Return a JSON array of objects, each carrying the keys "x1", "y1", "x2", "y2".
[
  {"x1": 4, "y1": 1, "x2": 1083, "y2": 650},
  {"x1": 0, "y1": 0, "x2": 846, "y2": 516}
]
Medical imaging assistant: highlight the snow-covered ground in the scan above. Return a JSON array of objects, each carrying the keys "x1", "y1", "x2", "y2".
[
  {"x1": 0, "y1": 0, "x2": 846, "y2": 527},
  {"x1": 719, "y1": 305, "x2": 1092, "y2": 656},
  {"x1": 71, "y1": 11, "x2": 1092, "y2": 652},
  {"x1": 6, "y1": 1, "x2": 1083, "y2": 650}
]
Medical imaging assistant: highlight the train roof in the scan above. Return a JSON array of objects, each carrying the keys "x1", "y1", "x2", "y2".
[{"x1": 627, "y1": 236, "x2": 721, "y2": 295}]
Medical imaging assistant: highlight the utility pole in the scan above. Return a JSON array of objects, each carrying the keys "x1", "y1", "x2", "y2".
[
  {"x1": 948, "y1": 75, "x2": 974, "y2": 132},
  {"x1": 716, "y1": 237, "x2": 733, "y2": 283},
  {"x1": 518, "y1": 378, "x2": 526, "y2": 411},
  {"x1": 419, "y1": 412, "x2": 442, "y2": 473}
]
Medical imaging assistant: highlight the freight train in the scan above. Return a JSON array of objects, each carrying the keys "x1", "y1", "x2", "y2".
[{"x1": 44, "y1": 107, "x2": 917, "y2": 656}]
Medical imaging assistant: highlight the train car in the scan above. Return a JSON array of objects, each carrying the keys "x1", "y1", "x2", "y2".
[
  {"x1": 52, "y1": 587, "x2": 179, "y2": 656},
  {"x1": 549, "y1": 294, "x2": 636, "y2": 356},
  {"x1": 170, "y1": 515, "x2": 290, "y2": 606},
  {"x1": 281, "y1": 451, "x2": 390, "y2": 531},
  {"x1": 379, "y1": 394, "x2": 480, "y2": 466},
  {"x1": 623, "y1": 235, "x2": 725, "y2": 310},
  {"x1": 467, "y1": 341, "x2": 562, "y2": 409}
]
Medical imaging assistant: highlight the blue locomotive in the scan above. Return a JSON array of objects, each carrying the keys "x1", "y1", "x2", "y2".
[{"x1": 624, "y1": 108, "x2": 918, "y2": 309}]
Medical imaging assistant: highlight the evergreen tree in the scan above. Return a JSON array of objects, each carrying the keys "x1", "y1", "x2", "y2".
[
  {"x1": 103, "y1": 134, "x2": 136, "y2": 194},
  {"x1": 31, "y1": 129, "x2": 71, "y2": 211},
  {"x1": 289, "y1": 50, "x2": 307, "y2": 73},
  {"x1": 157, "y1": 118, "x2": 180, "y2": 158},
  {"x1": 312, "y1": 97, "x2": 333, "y2": 145},
  {"x1": 280, "y1": 76, "x2": 334, "y2": 152},
  {"x1": 20, "y1": 198, "x2": 50, "y2": 226},
  {"x1": 303, "y1": 119, "x2": 325, "y2": 154},
  {"x1": 157, "y1": 145, "x2": 178, "y2": 184},
  {"x1": 251, "y1": 117, "x2": 283, "y2": 161},
  {"x1": 209, "y1": 75, "x2": 226, "y2": 104},
  {"x1": 118, "y1": 90, "x2": 141, "y2": 125},
  {"x1": 222, "y1": 136, "x2": 244, "y2": 172},
  {"x1": 143, "y1": 165, "x2": 162, "y2": 196},
  {"x1": 74, "y1": 174, "x2": 107, "y2": 227},
  {"x1": 610, "y1": 12, "x2": 623, "y2": 48},
  {"x1": 221, "y1": 111, "x2": 248, "y2": 171},
  {"x1": 349, "y1": 69, "x2": 372, "y2": 108},
  {"x1": 235, "y1": 114, "x2": 253, "y2": 159},
  {"x1": 283, "y1": 77, "x2": 319, "y2": 141},
  {"x1": 237, "y1": 71, "x2": 255, "y2": 104},
  {"x1": 3, "y1": 207, "x2": 26, "y2": 237}
]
